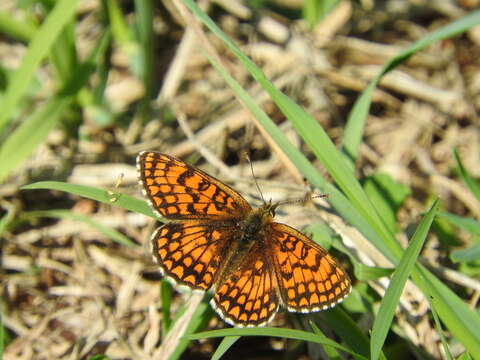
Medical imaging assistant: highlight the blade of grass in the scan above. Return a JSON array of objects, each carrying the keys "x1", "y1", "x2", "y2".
[
  {"x1": 21, "y1": 210, "x2": 137, "y2": 247},
  {"x1": 161, "y1": 280, "x2": 173, "y2": 334},
  {"x1": 134, "y1": 0, "x2": 154, "y2": 119},
  {"x1": 320, "y1": 307, "x2": 376, "y2": 359},
  {"x1": 451, "y1": 244, "x2": 480, "y2": 263},
  {"x1": 412, "y1": 266, "x2": 480, "y2": 357},
  {"x1": 0, "y1": 0, "x2": 80, "y2": 132},
  {"x1": 342, "y1": 12, "x2": 480, "y2": 163},
  {"x1": 0, "y1": 309, "x2": 4, "y2": 359},
  {"x1": 187, "y1": 327, "x2": 368, "y2": 360},
  {"x1": 437, "y1": 211, "x2": 480, "y2": 237},
  {"x1": 453, "y1": 148, "x2": 480, "y2": 201},
  {"x1": 0, "y1": 31, "x2": 110, "y2": 183},
  {"x1": 167, "y1": 300, "x2": 213, "y2": 360},
  {"x1": 21, "y1": 181, "x2": 155, "y2": 219},
  {"x1": 0, "y1": 97, "x2": 71, "y2": 183},
  {"x1": 0, "y1": 11, "x2": 36, "y2": 42},
  {"x1": 309, "y1": 321, "x2": 342, "y2": 360},
  {"x1": 428, "y1": 294, "x2": 454, "y2": 360},
  {"x1": 370, "y1": 200, "x2": 438, "y2": 360},
  {"x1": 0, "y1": 205, "x2": 15, "y2": 237},
  {"x1": 211, "y1": 336, "x2": 241, "y2": 360}
]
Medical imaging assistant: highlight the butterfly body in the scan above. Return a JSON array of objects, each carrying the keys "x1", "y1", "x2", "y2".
[{"x1": 137, "y1": 151, "x2": 351, "y2": 327}]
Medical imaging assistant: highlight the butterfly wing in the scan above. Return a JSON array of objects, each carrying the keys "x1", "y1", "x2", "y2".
[
  {"x1": 152, "y1": 220, "x2": 235, "y2": 291},
  {"x1": 137, "y1": 151, "x2": 251, "y2": 220},
  {"x1": 211, "y1": 242, "x2": 280, "y2": 327},
  {"x1": 268, "y1": 222, "x2": 351, "y2": 312}
]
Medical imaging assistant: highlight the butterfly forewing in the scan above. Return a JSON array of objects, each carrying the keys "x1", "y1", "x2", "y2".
[
  {"x1": 268, "y1": 223, "x2": 351, "y2": 312},
  {"x1": 137, "y1": 151, "x2": 251, "y2": 220}
]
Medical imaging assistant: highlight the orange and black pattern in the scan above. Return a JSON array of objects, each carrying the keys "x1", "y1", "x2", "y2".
[
  {"x1": 137, "y1": 151, "x2": 351, "y2": 327},
  {"x1": 137, "y1": 152, "x2": 249, "y2": 220},
  {"x1": 269, "y1": 223, "x2": 351, "y2": 312},
  {"x1": 212, "y1": 241, "x2": 280, "y2": 326}
]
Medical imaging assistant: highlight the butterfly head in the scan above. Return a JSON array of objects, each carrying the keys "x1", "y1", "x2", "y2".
[{"x1": 261, "y1": 199, "x2": 278, "y2": 218}]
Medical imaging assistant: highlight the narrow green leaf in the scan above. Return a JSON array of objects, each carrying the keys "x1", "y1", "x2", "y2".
[
  {"x1": 188, "y1": 327, "x2": 367, "y2": 360},
  {"x1": 428, "y1": 294, "x2": 454, "y2": 360},
  {"x1": 363, "y1": 173, "x2": 411, "y2": 232},
  {"x1": 0, "y1": 31, "x2": 110, "y2": 183},
  {"x1": 0, "y1": 309, "x2": 4, "y2": 359},
  {"x1": 22, "y1": 210, "x2": 137, "y2": 247},
  {"x1": 211, "y1": 336, "x2": 240, "y2": 360},
  {"x1": 437, "y1": 211, "x2": 480, "y2": 237},
  {"x1": 21, "y1": 181, "x2": 155, "y2": 219},
  {"x1": 320, "y1": 307, "x2": 374, "y2": 359},
  {"x1": 0, "y1": 11, "x2": 36, "y2": 42},
  {"x1": 161, "y1": 280, "x2": 173, "y2": 334},
  {"x1": 370, "y1": 200, "x2": 438, "y2": 360},
  {"x1": 168, "y1": 301, "x2": 212, "y2": 360},
  {"x1": 354, "y1": 264, "x2": 394, "y2": 281},
  {"x1": 0, "y1": 206, "x2": 15, "y2": 237},
  {"x1": 0, "y1": 0, "x2": 80, "y2": 131},
  {"x1": 0, "y1": 97, "x2": 71, "y2": 183},
  {"x1": 451, "y1": 244, "x2": 480, "y2": 263},
  {"x1": 309, "y1": 321, "x2": 342, "y2": 360},
  {"x1": 342, "y1": 11, "x2": 480, "y2": 162},
  {"x1": 453, "y1": 148, "x2": 480, "y2": 201}
]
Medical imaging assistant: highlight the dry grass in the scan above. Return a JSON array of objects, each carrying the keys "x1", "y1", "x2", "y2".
[{"x1": 1, "y1": 0, "x2": 480, "y2": 359}]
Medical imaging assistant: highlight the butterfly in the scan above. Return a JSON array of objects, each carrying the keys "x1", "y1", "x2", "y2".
[{"x1": 137, "y1": 151, "x2": 351, "y2": 327}]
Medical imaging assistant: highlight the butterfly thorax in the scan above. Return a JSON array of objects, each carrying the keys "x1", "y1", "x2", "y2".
[{"x1": 236, "y1": 201, "x2": 276, "y2": 251}]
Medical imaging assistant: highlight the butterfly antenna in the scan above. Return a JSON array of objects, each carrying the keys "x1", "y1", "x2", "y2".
[
  {"x1": 245, "y1": 152, "x2": 266, "y2": 204},
  {"x1": 277, "y1": 193, "x2": 329, "y2": 207}
]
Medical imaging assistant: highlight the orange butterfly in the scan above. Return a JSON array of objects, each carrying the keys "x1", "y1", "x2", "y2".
[{"x1": 137, "y1": 151, "x2": 351, "y2": 327}]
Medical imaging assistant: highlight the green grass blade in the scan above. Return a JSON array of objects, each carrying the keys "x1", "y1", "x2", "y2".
[
  {"x1": 21, "y1": 181, "x2": 155, "y2": 219},
  {"x1": 428, "y1": 294, "x2": 454, "y2": 360},
  {"x1": 0, "y1": 205, "x2": 15, "y2": 237},
  {"x1": 133, "y1": 0, "x2": 154, "y2": 118},
  {"x1": 0, "y1": 309, "x2": 4, "y2": 359},
  {"x1": 453, "y1": 148, "x2": 480, "y2": 201},
  {"x1": 437, "y1": 211, "x2": 480, "y2": 237},
  {"x1": 0, "y1": 11, "x2": 36, "y2": 42},
  {"x1": 451, "y1": 244, "x2": 480, "y2": 263},
  {"x1": 309, "y1": 321, "x2": 342, "y2": 360},
  {"x1": 161, "y1": 280, "x2": 173, "y2": 334},
  {"x1": 21, "y1": 209, "x2": 137, "y2": 247},
  {"x1": 413, "y1": 267, "x2": 480, "y2": 358},
  {"x1": 342, "y1": 11, "x2": 480, "y2": 162},
  {"x1": 320, "y1": 307, "x2": 375, "y2": 359},
  {"x1": 168, "y1": 301, "x2": 213, "y2": 360},
  {"x1": 0, "y1": 31, "x2": 110, "y2": 183},
  {"x1": 0, "y1": 97, "x2": 71, "y2": 183},
  {"x1": 370, "y1": 200, "x2": 439, "y2": 360},
  {"x1": 354, "y1": 264, "x2": 393, "y2": 281},
  {"x1": 211, "y1": 336, "x2": 240, "y2": 360},
  {"x1": 188, "y1": 327, "x2": 367, "y2": 360},
  {"x1": 0, "y1": 0, "x2": 80, "y2": 131}
]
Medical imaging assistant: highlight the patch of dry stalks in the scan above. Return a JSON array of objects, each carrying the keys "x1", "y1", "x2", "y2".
[{"x1": 2, "y1": 0, "x2": 480, "y2": 359}]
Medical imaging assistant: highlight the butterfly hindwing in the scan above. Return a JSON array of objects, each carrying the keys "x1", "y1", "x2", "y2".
[
  {"x1": 152, "y1": 220, "x2": 235, "y2": 290},
  {"x1": 268, "y1": 222, "x2": 351, "y2": 312}
]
